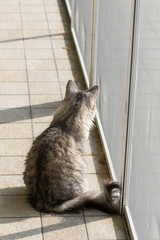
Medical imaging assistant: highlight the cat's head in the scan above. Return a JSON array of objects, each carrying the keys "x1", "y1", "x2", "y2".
[
  {"x1": 53, "y1": 80, "x2": 98, "y2": 138},
  {"x1": 65, "y1": 80, "x2": 98, "y2": 132},
  {"x1": 65, "y1": 80, "x2": 98, "y2": 113}
]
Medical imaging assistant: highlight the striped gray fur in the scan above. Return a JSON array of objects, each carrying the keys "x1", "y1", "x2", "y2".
[{"x1": 23, "y1": 80, "x2": 120, "y2": 214}]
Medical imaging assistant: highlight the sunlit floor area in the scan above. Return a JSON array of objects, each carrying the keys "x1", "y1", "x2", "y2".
[{"x1": 0, "y1": 0, "x2": 127, "y2": 239}]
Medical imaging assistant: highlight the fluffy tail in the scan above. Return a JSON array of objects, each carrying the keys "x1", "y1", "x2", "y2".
[{"x1": 44, "y1": 179, "x2": 121, "y2": 214}]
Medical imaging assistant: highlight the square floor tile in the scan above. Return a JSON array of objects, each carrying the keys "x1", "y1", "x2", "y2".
[
  {"x1": 0, "y1": 175, "x2": 26, "y2": 196},
  {"x1": 58, "y1": 70, "x2": 75, "y2": 81},
  {"x1": 0, "y1": 123, "x2": 32, "y2": 138},
  {"x1": 50, "y1": 31, "x2": 71, "y2": 40},
  {"x1": 31, "y1": 108, "x2": 56, "y2": 123},
  {"x1": 0, "y1": 95, "x2": 29, "y2": 109},
  {"x1": 0, "y1": 29, "x2": 22, "y2": 39},
  {"x1": 0, "y1": 82, "x2": 28, "y2": 94},
  {"x1": 45, "y1": 29, "x2": 66, "y2": 37},
  {"x1": 83, "y1": 208, "x2": 109, "y2": 217},
  {"x1": 28, "y1": 70, "x2": 58, "y2": 81},
  {"x1": 47, "y1": 13, "x2": 65, "y2": 21},
  {"x1": 0, "y1": 71, "x2": 27, "y2": 82},
  {"x1": 42, "y1": 216, "x2": 88, "y2": 240},
  {"x1": 45, "y1": 5, "x2": 66, "y2": 13},
  {"x1": 0, "y1": 13, "x2": 21, "y2": 21},
  {"x1": 44, "y1": 0, "x2": 63, "y2": 5},
  {"x1": 30, "y1": 94, "x2": 62, "y2": 108},
  {"x1": 32, "y1": 123, "x2": 49, "y2": 138},
  {"x1": 0, "y1": 21, "x2": 21, "y2": 30},
  {"x1": 0, "y1": 156, "x2": 25, "y2": 175},
  {"x1": 42, "y1": 209, "x2": 83, "y2": 218},
  {"x1": 20, "y1": 0, "x2": 43, "y2": 5},
  {"x1": 0, "y1": 195, "x2": 40, "y2": 217},
  {"x1": 23, "y1": 22, "x2": 48, "y2": 31},
  {"x1": 23, "y1": 30, "x2": 49, "y2": 38},
  {"x1": 0, "y1": 139, "x2": 32, "y2": 156},
  {"x1": 25, "y1": 49, "x2": 53, "y2": 60},
  {"x1": 24, "y1": 39, "x2": 52, "y2": 49},
  {"x1": 0, "y1": 41, "x2": 24, "y2": 49},
  {"x1": 83, "y1": 138, "x2": 103, "y2": 155},
  {"x1": 54, "y1": 49, "x2": 77, "y2": 59},
  {"x1": 0, "y1": 60, "x2": 25, "y2": 70},
  {"x1": 52, "y1": 39, "x2": 74, "y2": 49},
  {"x1": 58, "y1": 70, "x2": 84, "y2": 83},
  {"x1": 0, "y1": 217, "x2": 43, "y2": 240},
  {"x1": 0, "y1": 5, "x2": 20, "y2": 13},
  {"x1": 48, "y1": 21, "x2": 69, "y2": 32},
  {"x1": 85, "y1": 216, "x2": 127, "y2": 239},
  {"x1": 0, "y1": 0, "x2": 19, "y2": 4},
  {"x1": 87, "y1": 173, "x2": 109, "y2": 192},
  {"x1": 0, "y1": 49, "x2": 24, "y2": 59},
  {"x1": 22, "y1": 12, "x2": 46, "y2": 21},
  {"x1": 84, "y1": 155, "x2": 108, "y2": 174},
  {"x1": 83, "y1": 127, "x2": 104, "y2": 155},
  {"x1": 26, "y1": 60, "x2": 56, "y2": 70},
  {"x1": 0, "y1": 108, "x2": 31, "y2": 124},
  {"x1": 21, "y1": 5, "x2": 45, "y2": 13},
  {"x1": 29, "y1": 82, "x2": 60, "y2": 94}
]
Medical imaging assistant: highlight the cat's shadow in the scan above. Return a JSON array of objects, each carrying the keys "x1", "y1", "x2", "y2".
[
  {"x1": 0, "y1": 101, "x2": 62, "y2": 124},
  {"x1": 0, "y1": 187, "x2": 83, "y2": 223},
  {"x1": 0, "y1": 188, "x2": 122, "y2": 239},
  {"x1": 0, "y1": 186, "x2": 27, "y2": 196}
]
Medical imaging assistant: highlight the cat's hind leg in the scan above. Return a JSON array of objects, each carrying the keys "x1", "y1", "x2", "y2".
[{"x1": 43, "y1": 179, "x2": 121, "y2": 214}]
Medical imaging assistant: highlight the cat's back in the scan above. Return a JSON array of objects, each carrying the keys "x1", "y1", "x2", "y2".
[
  {"x1": 24, "y1": 125, "x2": 87, "y2": 199},
  {"x1": 37, "y1": 125, "x2": 86, "y2": 172},
  {"x1": 38, "y1": 125, "x2": 78, "y2": 156},
  {"x1": 26, "y1": 125, "x2": 79, "y2": 167}
]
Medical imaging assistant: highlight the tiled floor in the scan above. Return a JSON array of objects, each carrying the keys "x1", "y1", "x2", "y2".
[{"x1": 0, "y1": 0, "x2": 127, "y2": 239}]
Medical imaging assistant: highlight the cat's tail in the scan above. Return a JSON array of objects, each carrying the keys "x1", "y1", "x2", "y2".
[{"x1": 44, "y1": 179, "x2": 121, "y2": 214}]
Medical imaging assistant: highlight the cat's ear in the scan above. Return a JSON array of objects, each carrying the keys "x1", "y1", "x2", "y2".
[
  {"x1": 65, "y1": 80, "x2": 78, "y2": 96},
  {"x1": 87, "y1": 85, "x2": 99, "y2": 96}
]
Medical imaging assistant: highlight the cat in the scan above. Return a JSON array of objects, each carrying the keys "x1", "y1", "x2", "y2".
[{"x1": 23, "y1": 80, "x2": 120, "y2": 214}]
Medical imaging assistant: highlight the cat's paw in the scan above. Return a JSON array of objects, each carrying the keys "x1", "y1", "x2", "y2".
[{"x1": 103, "y1": 179, "x2": 121, "y2": 213}]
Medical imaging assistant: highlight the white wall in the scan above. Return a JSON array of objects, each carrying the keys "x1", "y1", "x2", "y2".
[
  {"x1": 128, "y1": 0, "x2": 160, "y2": 238},
  {"x1": 94, "y1": 0, "x2": 133, "y2": 181},
  {"x1": 71, "y1": 0, "x2": 93, "y2": 85},
  {"x1": 66, "y1": 0, "x2": 160, "y2": 238}
]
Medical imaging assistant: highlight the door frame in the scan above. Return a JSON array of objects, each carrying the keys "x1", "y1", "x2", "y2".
[
  {"x1": 65, "y1": 0, "x2": 142, "y2": 238},
  {"x1": 121, "y1": 0, "x2": 141, "y2": 239}
]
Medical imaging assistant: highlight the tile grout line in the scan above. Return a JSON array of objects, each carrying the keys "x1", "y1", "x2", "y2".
[
  {"x1": 18, "y1": 0, "x2": 35, "y2": 140},
  {"x1": 82, "y1": 210, "x2": 90, "y2": 240},
  {"x1": 18, "y1": 1, "x2": 46, "y2": 239},
  {"x1": 42, "y1": 0, "x2": 63, "y2": 100},
  {"x1": 19, "y1": 0, "x2": 44, "y2": 236},
  {"x1": 40, "y1": 213, "x2": 44, "y2": 240}
]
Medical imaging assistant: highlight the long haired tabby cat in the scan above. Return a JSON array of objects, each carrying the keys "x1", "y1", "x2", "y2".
[{"x1": 23, "y1": 80, "x2": 120, "y2": 214}]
